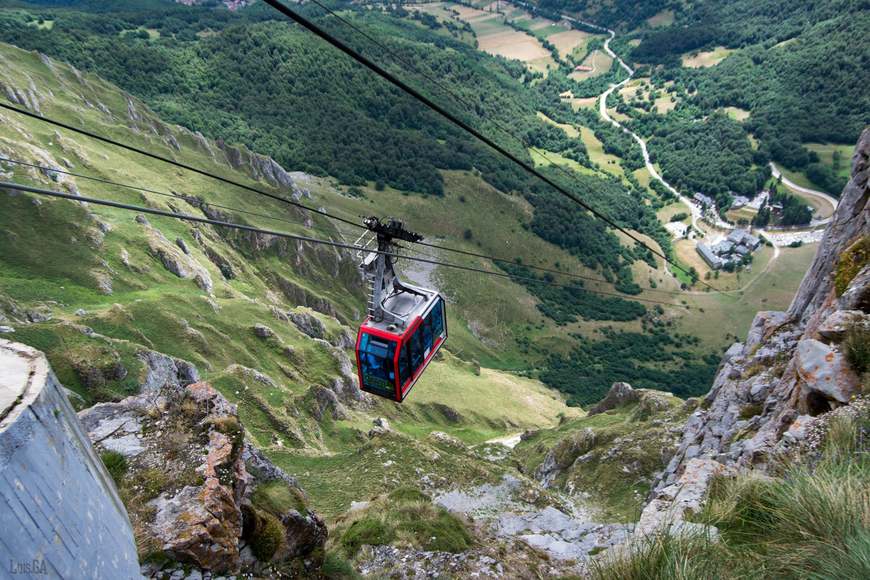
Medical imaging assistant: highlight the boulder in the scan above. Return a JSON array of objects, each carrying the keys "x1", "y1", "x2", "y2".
[
  {"x1": 817, "y1": 310, "x2": 868, "y2": 342},
  {"x1": 588, "y1": 382, "x2": 639, "y2": 415},
  {"x1": 252, "y1": 324, "x2": 274, "y2": 339},
  {"x1": 79, "y1": 377, "x2": 326, "y2": 575},
  {"x1": 138, "y1": 349, "x2": 200, "y2": 393},
  {"x1": 288, "y1": 310, "x2": 326, "y2": 340},
  {"x1": 795, "y1": 339, "x2": 861, "y2": 403}
]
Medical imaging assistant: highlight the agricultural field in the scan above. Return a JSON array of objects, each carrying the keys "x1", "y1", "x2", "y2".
[
  {"x1": 559, "y1": 90, "x2": 598, "y2": 110},
  {"x1": 805, "y1": 142, "x2": 855, "y2": 180},
  {"x1": 579, "y1": 127, "x2": 624, "y2": 176},
  {"x1": 619, "y1": 77, "x2": 678, "y2": 114},
  {"x1": 677, "y1": 243, "x2": 818, "y2": 346},
  {"x1": 536, "y1": 111, "x2": 579, "y2": 137},
  {"x1": 646, "y1": 10, "x2": 675, "y2": 28},
  {"x1": 568, "y1": 49, "x2": 613, "y2": 80},
  {"x1": 721, "y1": 106, "x2": 751, "y2": 121},
  {"x1": 443, "y1": 3, "x2": 558, "y2": 73},
  {"x1": 681, "y1": 46, "x2": 734, "y2": 68},
  {"x1": 548, "y1": 28, "x2": 597, "y2": 60}
]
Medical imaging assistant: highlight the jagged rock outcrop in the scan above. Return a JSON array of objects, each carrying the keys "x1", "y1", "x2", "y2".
[
  {"x1": 588, "y1": 382, "x2": 638, "y2": 415},
  {"x1": 79, "y1": 377, "x2": 327, "y2": 577},
  {"x1": 138, "y1": 349, "x2": 200, "y2": 392},
  {"x1": 143, "y1": 220, "x2": 214, "y2": 293},
  {"x1": 641, "y1": 128, "x2": 870, "y2": 533}
]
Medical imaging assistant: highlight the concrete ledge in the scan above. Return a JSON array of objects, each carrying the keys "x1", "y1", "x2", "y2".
[{"x1": 0, "y1": 339, "x2": 142, "y2": 579}]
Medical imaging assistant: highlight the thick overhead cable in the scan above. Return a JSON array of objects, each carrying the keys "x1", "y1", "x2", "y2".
[
  {"x1": 1, "y1": 180, "x2": 689, "y2": 309},
  {"x1": 260, "y1": 0, "x2": 720, "y2": 293},
  {"x1": 0, "y1": 156, "x2": 685, "y2": 296},
  {"x1": 304, "y1": 0, "x2": 627, "y2": 227},
  {"x1": 0, "y1": 156, "x2": 355, "y2": 240},
  {"x1": 0, "y1": 102, "x2": 364, "y2": 232}
]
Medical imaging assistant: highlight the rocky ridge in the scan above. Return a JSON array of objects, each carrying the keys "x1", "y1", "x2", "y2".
[
  {"x1": 638, "y1": 128, "x2": 870, "y2": 533},
  {"x1": 79, "y1": 372, "x2": 326, "y2": 578}
]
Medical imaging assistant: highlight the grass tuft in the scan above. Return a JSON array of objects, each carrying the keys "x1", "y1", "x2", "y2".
[
  {"x1": 100, "y1": 450, "x2": 128, "y2": 486},
  {"x1": 591, "y1": 411, "x2": 870, "y2": 579},
  {"x1": 253, "y1": 480, "x2": 308, "y2": 517},
  {"x1": 340, "y1": 518, "x2": 395, "y2": 556}
]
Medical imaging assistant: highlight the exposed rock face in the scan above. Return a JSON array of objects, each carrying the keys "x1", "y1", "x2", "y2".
[
  {"x1": 637, "y1": 458, "x2": 733, "y2": 535},
  {"x1": 143, "y1": 222, "x2": 214, "y2": 293},
  {"x1": 79, "y1": 375, "x2": 326, "y2": 576},
  {"x1": 138, "y1": 349, "x2": 200, "y2": 392},
  {"x1": 643, "y1": 128, "x2": 870, "y2": 533},
  {"x1": 289, "y1": 309, "x2": 327, "y2": 340},
  {"x1": 588, "y1": 382, "x2": 638, "y2": 415}
]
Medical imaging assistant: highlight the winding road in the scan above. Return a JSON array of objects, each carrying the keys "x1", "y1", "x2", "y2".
[{"x1": 556, "y1": 10, "x2": 836, "y2": 252}]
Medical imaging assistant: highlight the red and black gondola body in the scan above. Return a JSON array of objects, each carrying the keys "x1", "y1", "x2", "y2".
[{"x1": 355, "y1": 294, "x2": 447, "y2": 402}]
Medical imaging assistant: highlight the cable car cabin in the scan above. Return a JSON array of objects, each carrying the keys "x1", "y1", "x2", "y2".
[{"x1": 355, "y1": 291, "x2": 447, "y2": 402}]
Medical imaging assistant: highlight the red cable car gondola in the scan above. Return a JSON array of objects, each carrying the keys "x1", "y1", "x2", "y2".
[{"x1": 354, "y1": 217, "x2": 448, "y2": 402}]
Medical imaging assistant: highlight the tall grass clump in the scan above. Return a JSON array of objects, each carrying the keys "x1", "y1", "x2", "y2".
[
  {"x1": 591, "y1": 412, "x2": 870, "y2": 580},
  {"x1": 335, "y1": 487, "x2": 472, "y2": 557}
]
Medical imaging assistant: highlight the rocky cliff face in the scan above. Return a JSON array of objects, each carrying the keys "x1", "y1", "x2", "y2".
[
  {"x1": 79, "y1": 376, "x2": 327, "y2": 578},
  {"x1": 639, "y1": 128, "x2": 870, "y2": 532}
]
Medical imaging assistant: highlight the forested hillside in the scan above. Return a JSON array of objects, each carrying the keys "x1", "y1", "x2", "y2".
[
  {"x1": 528, "y1": 0, "x2": 868, "y2": 195},
  {"x1": 0, "y1": 1, "x2": 569, "y2": 196}
]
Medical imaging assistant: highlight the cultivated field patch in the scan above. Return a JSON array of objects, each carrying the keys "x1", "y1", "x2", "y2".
[
  {"x1": 568, "y1": 50, "x2": 612, "y2": 80},
  {"x1": 682, "y1": 46, "x2": 734, "y2": 68},
  {"x1": 446, "y1": 4, "x2": 558, "y2": 73},
  {"x1": 721, "y1": 106, "x2": 751, "y2": 121},
  {"x1": 547, "y1": 29, "x2": 596, "y2": 60},
  {"x1": 579, "y1": 127, "x2": 624, "y2": 176},
  {"x1": 646, "y1": 10, "x2": 675, "y2": 28}
]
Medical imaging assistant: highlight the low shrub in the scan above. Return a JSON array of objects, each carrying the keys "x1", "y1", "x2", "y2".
[
  {"x1": 250, "y1": 509, "x2": 284, "y2": 562},
  {"x1": 100, "y1": 450, "x2": 128, "y2": 486}
]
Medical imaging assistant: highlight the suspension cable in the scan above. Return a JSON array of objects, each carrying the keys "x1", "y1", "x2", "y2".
[
  {"x1": 1, "y1": 180, "x2": 690, "y2": 309},
  {"x1": 1, "y1": 156, "x2": 687, "y2": 295},
  {"x1": 0, "y1": 102, "x2": 364, "y2": 232},
  {"x1": 0, "y1": 156, "x2": 355, "y2": 241}
]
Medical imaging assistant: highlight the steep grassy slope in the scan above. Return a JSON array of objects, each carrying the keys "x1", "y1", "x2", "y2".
[
  {"x1": 0, "y1": 42, "x2": 576, "y2": 517},
  {"x1": 512, "y1": 385, "x2": 691, "y2": 520}
]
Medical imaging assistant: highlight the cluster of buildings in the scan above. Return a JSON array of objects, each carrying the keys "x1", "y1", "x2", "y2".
[{"x1": 696, "y1": 228, "x2": 762, "y2": 270}]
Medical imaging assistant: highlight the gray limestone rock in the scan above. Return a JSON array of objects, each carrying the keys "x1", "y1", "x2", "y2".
[
  {"x1": 817, "y1": 310, "x2": 868, "y2": 342},
  {"x1": 795, "y1": 339, "x2": 860, "y2": 403},
  {"x1": 588, "y1": 382, "x2": 639, "y2": 415},
  {"x1": 252, "y1": 324, "x2": 274, "y2": 339},
  {"x1": 288, "y1": 310, "x2": 326, "y2": 340},
  {"x1": 138, "y1": 350, "x2": 200, "y2": 393}
]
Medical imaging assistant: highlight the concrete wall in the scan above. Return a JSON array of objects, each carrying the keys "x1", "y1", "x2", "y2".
[{"x1": 0, "y1": 340, "x2": 141, "y2": 579}]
